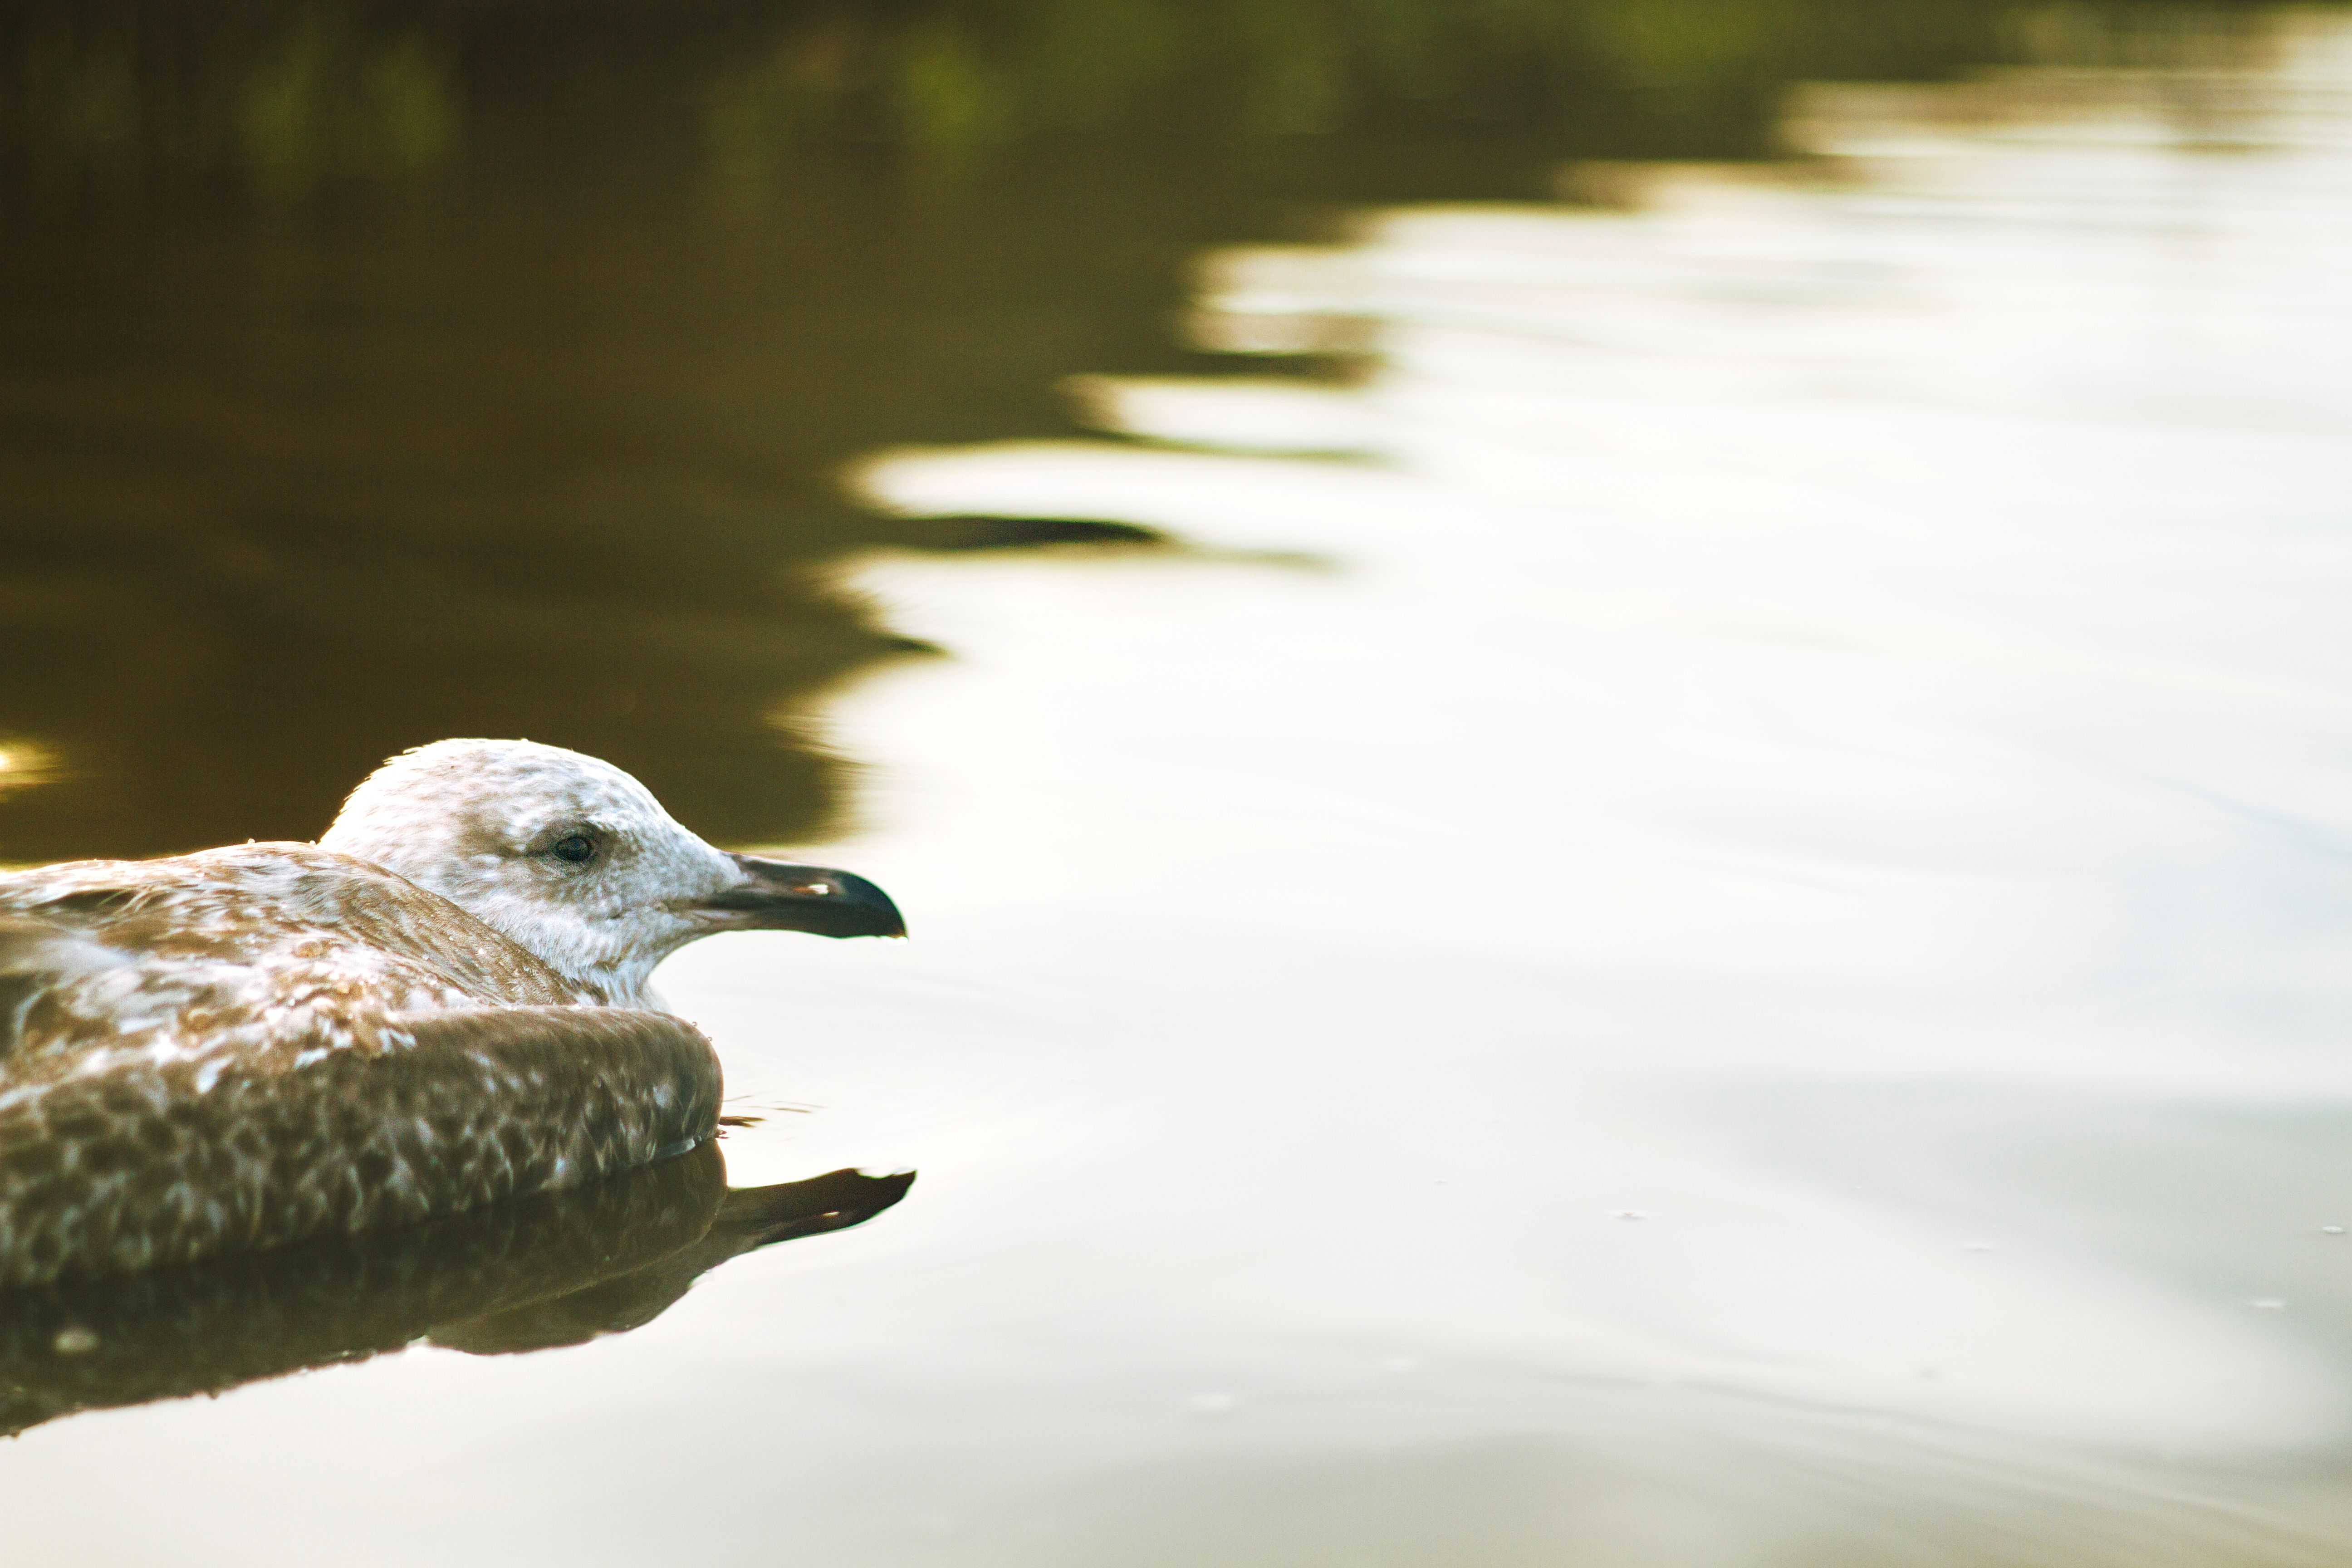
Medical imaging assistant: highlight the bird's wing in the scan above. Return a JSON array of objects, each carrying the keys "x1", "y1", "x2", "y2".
[
  {"x1": 0, "y1": 1004, "x2": 720, "y2": 1289},
  {"x1": 0, "y1": 844, "x2": 590, "y2": 1010},
  {"x1": 0, "y1": 845, "x2": 603, "y2": 1079}
]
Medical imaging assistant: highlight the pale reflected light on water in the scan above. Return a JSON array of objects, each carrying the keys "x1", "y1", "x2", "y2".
[
  {"x1": 814, "y1": 18, "x2": 2352, "y2": 1561},
  {"x1": 8, "y1": 11, "x2": 2352, "y2": 1567}
]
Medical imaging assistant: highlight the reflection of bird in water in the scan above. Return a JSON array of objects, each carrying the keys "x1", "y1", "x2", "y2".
[
  {"x1": 0, "y1": 1144, "x2": 916, "y2": 1439},
  {"x1": 0, "y1": 739, "x2": 905, "y2": 1289}
]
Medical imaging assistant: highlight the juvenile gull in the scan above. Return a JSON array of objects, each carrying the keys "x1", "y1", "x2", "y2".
[{"x1": 0, "y1": 739, "x2": 904, "y2": 1289}]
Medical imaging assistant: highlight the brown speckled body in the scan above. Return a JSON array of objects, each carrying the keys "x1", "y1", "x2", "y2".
[{"x1": 0, "y1": 844, "x2": 721, "y2": 1289}]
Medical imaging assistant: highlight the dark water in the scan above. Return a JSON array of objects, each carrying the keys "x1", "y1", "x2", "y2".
[
  {"x1": 0, "y1": 141, "x2": 1590, "y2": 858},
  {"x1": 8, "y1": 5, "x2": 2352, "y2": 1565},
  {"x1": 0, "y1": 0, "x2": 2021, "y2": 861}
]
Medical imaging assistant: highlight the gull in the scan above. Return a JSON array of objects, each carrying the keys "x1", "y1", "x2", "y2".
[{"x1": 0, "y1": 739, "x2": 904, "y2": 1289}]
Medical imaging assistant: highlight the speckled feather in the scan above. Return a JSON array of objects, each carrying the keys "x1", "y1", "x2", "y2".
[
  {"x1": 0, "y1": 848, "x2": 720, "y2": 1289},
  {"x1": 0, "y1": 740, "x2": 815, "y2": 1289}
]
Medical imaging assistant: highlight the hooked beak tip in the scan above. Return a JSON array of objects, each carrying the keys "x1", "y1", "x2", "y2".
[{"x1": 709, "y1": 854, "x2": 906, "y2": 940}]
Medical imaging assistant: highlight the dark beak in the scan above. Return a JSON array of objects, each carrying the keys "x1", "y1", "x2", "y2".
[{"x1": 702, "y1": 854, "x2": 906, "y2": 939}]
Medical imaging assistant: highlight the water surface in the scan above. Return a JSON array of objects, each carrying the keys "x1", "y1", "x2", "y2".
[{"x1": 6, "y1": 6, "x2": 2352, "y2": 1565}]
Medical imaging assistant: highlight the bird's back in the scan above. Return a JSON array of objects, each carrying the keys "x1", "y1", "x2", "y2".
[{"x1": 2, "y1": 843, "x2": 593, "y2": 1066}]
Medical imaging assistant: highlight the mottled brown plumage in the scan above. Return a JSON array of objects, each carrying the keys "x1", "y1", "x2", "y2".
[{"x1": 0, "y1": 740, "x2": 903, "y2": 1289}]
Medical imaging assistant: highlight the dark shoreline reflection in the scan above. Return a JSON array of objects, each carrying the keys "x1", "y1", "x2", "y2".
[
  {"x1": 0, "y1": 0, "x2": 2062, "y2": 864},
  {"x1": 0, "y1": 1144, "x2": 914, "y2": 1440},
  {"x1": 0, "y1": 139, "x2": 1526, "y2": 863}
]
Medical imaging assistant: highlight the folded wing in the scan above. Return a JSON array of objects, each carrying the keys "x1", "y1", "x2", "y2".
[{"x1": 0, "y1": 1002, "x2": 720, "y2": 1289}]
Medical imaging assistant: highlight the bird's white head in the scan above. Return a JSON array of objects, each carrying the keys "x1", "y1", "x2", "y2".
[{"x1": 317, "y1": 739, "x2": 903, "y2": 1008}]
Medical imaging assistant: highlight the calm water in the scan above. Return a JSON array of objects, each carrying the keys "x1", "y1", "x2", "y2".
[
  {"x1": 7, "y1": 5, "x2": 2352, "y2": 1565},
  {"x1": 0, "y1": 0, "x2": 2006, "y2": 858}
]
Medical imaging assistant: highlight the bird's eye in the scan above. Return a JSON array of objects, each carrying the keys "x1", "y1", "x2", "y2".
[{"x1": 550, "y1": 835, "x2": 596, "y2": 864}]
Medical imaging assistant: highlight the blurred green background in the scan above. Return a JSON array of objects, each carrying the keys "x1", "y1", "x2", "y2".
[{"x1": 0, "y1": 1, "x2": 2256, "y2": 858}]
